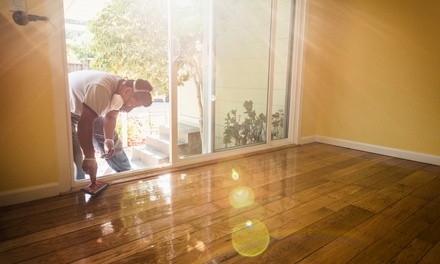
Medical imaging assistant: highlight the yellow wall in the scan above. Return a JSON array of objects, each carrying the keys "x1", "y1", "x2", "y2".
[
  {"x1": 0, "y1": 1, "x2": 59, "y2": 191},
  {"x1": 302, "y1": 0, "x2": 440, "y2": 155}
]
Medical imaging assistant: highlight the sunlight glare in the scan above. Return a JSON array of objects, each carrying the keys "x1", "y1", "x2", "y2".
[
  {"x1": 232, "y1": 219, "x2": 270, "y2": 257},
  {"x1": 84, "y1": 193, "x2": 92, "y2": 202},
  {"x1": 231, "y1": 168, "x2": 239, "y2": 181},
  {"x1": 229, "y1": 186, "x2": 254, "y2": 208},
  {"x1": 101, "y1": 221, "x2": 115, "y2": 236}
]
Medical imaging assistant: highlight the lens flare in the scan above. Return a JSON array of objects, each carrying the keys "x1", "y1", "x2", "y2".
[
  {"x1": 231, "y1": 168, "x2": 239, "y2": 180},
  {"x1": 229, "y1": 186, "x2": 254, "y2": 208},
  {"x1": 232, "y1": 219, "x2": 270, "y2": 257}
]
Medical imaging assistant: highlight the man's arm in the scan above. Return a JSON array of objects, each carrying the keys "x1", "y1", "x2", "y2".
[
  {"x1": 101, "y1": 110, "x2": 119, "y2": 158},
  {"x1": 103, "y1": 110, "x2": 119, "y2": 140},
  {"x1": 77, "y1": 106, "x2": 99, "y2": 183}
]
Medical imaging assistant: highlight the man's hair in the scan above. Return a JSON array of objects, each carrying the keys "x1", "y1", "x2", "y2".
[
  {"x1": 134, "y1": 92, "x2": 152, "y2": 107},
  {"x1": 125, "y1": 79, "x2": 153, "y2": 92},
  {"x1": 126, "y1": 79, "x2": 153, "y2": 107}
]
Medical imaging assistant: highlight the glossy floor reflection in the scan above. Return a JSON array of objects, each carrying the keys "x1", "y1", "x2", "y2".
[{"x1": 1, "y1": 143, "x2": 440, "y2": 263}]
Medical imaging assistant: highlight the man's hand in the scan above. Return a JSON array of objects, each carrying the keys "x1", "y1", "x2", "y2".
[
  {"x1": 101, "y1": 139, "x2": 115, "y2": 159},
  {"x1": 82, "y1": 158, "x2": 98, "y2": 178}
]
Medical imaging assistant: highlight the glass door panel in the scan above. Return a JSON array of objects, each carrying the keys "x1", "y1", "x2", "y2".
[
  {"x1": 271, "y1": 0, "x2": 293, "y2": 140},
  {"x1": 64, "y1": 0, "x2": 170, "y2": 179},
  {"x1": 169, "y1": 0, "x2": 207, "y2": 158},
  {"x1": 213, "y1": 0, "x2": 272, "y2": 151}
]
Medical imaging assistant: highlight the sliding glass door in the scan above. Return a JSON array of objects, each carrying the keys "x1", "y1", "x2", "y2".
[{"x1": 170, "y1": 0, "x2": 294, "y2": 159}]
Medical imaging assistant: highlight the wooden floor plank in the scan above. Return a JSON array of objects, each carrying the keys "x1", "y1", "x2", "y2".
[
  {"x1": 418, "y1": 242, "x2": 440, "y2": 264},
  {"x1": 0, "y1": 143, "x2": 439, "y2": 263},
  {"x1": 390, "y1": 238, "x2": 433, "y2": 264}
]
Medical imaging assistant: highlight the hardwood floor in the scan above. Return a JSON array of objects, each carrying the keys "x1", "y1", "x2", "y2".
[{"x1": 1, "y1": 143, "x2": 440, "y2": 263}]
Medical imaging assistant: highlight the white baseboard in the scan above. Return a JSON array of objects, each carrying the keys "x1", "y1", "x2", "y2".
[
  {"x1": 311, "y1": 136, "x2": 440, "y2": 166},
  {"x1": 298, "y1": 135, "x2": 316, "y2": 145},
  {"x1": 0, "y1": 183, "x2": 59, "y2": 207}
]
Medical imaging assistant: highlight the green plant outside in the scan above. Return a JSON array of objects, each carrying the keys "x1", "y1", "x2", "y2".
[{"x1": 223, "y1": 101, "x2": 285, "y2": 147}]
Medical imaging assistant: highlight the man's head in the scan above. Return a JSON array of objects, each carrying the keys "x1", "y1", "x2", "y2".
[{"x1": 118, "y1": 79, "x2": 153, "y2": 112}]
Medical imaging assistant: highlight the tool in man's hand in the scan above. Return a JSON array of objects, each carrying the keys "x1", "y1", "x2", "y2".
[{"x1": 81, "y1": 167, "x2": 108, "y2": 196}]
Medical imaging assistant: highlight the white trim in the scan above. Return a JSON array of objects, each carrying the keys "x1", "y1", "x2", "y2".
[
  {"x1": 299, "y1": 135, "x2": 316, "y2": 145},
  {"x1": 0, "y1": 183, "x2": 59, "y2": 207},
  {"x1": 168, "y1": 0, "x2": 178, "y2": 166},
  {"x1": 203, "y1": 0, "x2": 214, "y2": 154},
  {"x1": 47, "y1": 0, "x2": 73, "y2": 193},
  {"x1": 290, "y1": 0, "x2": 308, "y2": 144},
  {"x1": 316, "y1": 136, "x2": 440, "y2": 166},
  {"x1": 266, "y1": 0, "x2": 277, "y2": 145}
]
